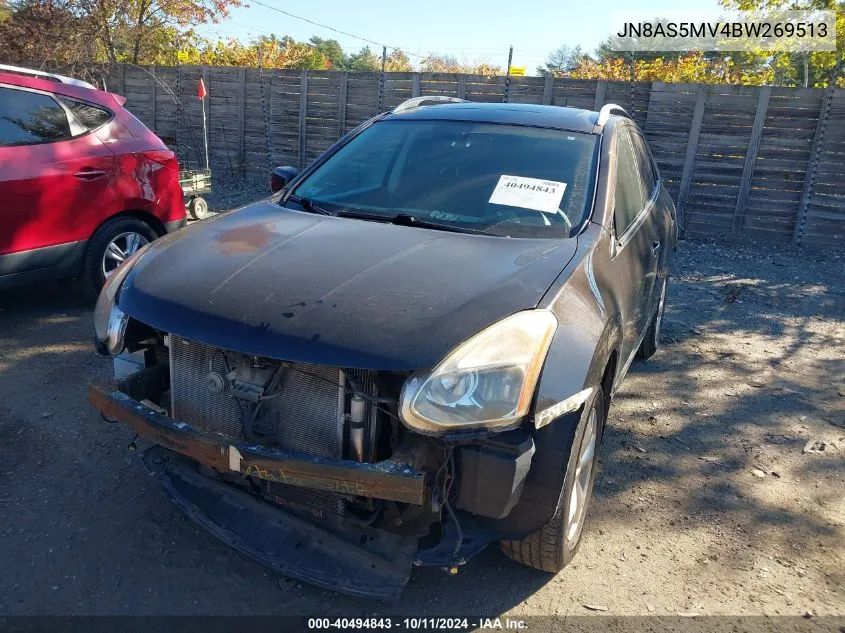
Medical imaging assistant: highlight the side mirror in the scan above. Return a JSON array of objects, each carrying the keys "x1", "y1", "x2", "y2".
[{"x1": 270, "y1": 166, "x2": 298, "y2": 193}]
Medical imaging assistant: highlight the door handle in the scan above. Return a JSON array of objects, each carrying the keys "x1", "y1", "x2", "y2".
[
  {"x1": 651, "y1": 240, "x2": 661, "y2": 256},
  {"x1": 73, "y1": 169, "x2": 107, "y2": 180}
]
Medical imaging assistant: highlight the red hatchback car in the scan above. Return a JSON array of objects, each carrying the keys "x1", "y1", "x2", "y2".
[{"x1": 0, "y1": 65, "x2": 186, "y2": 292}]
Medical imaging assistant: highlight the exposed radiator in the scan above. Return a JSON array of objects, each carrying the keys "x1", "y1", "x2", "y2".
[{"x1": 169, "y1": 336, "x2": 343, "y2": 458}]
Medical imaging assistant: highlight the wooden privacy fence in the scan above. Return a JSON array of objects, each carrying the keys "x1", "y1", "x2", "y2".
[{"x1": 98, "y1": 64, "x2": 845, "y2": 248}]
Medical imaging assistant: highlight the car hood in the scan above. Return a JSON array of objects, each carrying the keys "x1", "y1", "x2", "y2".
[{"x1": 119, "y1": 201, "x2": 577, "y2": 370}]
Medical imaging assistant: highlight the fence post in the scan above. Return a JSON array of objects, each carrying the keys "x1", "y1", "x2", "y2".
[
  {"x1": 237, "y1": 67, "x2": 246, "y2": 177},
  {"x1": 298, "y1": 71, "x2": 309, "y2": 170},
  {"x1": 175, "y1": 65, "x2": 182, "y2": 165},
  {"x1": 337, "y1": 72, "x2": 348, "y2": 139},
  {"x1": 119, "y1": 63, "x2": 126, "y2": 94},
  {"x1": 411, "y1": 73, "x2": 421, "y2": 98},
  {"x1": 731, "y1": 85, "x2": 770, "y2": 237},
  {"x1": 793, "y1": 85, "x2": 834, "y2": 245},
  {"x1": 593, "y1": 80, "x2": 607, "y2": 111},
  {"x1": 202, "y1": 66, "x2": 210, "y2": 170},
  {"x1": 150, "y1": 66, "x2": 157, "y2": 133},
  {"x1": 643, "y1": 81, "x2": 656, "y2": 133},
  {"x1": 457, "y1": 74, "x2": 467, "y2": 100},
  {"x1": 676, "y1": 85, "x2": 707, "y2": 234},
  {"x1": 542, "y1": 75, "x2": 554, "y2": 105}
]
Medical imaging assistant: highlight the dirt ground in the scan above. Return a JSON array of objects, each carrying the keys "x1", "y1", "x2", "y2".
[{"x1": 0, "y1": 230, "x2": 843, "y2": 617}]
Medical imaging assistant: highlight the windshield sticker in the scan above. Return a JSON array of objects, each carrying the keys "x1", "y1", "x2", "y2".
[{"x1": 488, "y1": 175, "x2": 567, "y2": 213}]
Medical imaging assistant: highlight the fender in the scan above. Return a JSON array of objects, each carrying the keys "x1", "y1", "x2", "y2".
[{"x1": 477, "y1": 225, "x2": 624, "y2": 537}]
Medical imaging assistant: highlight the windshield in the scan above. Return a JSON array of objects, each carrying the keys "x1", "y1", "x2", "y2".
[{"x1": 290, "y1": 119, "x2": 599, "y2": 238}]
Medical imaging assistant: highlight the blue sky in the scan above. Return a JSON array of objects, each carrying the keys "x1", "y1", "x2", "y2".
[{"x1": 199, "y1": 0, "x2": 722, "y2": 74}]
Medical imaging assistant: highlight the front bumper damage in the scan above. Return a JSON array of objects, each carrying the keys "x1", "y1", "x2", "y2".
[
  {"x1": 142, "y1": 446, "x2": 415, "y2": 599},
  {"x1": 89, "y1": 383, "x2": 428, "y2": 505},
  {"x1": 88, "y1": 382, "x2": 499, "y2": 598}
]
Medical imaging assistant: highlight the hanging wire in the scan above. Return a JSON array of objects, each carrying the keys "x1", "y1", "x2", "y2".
[
  {"x1": 247, "y1": 0, "x2": 425, "y2": 59},
  {"x1": 123, "y1": 62, "x2": 204, "y2": 168}
]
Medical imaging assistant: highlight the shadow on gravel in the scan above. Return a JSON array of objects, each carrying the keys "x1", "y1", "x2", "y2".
[{"x1": 589, "y1": 240, "x2": 844, "y2": 590}]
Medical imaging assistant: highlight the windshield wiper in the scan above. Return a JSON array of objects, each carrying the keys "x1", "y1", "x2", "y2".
[
  {"x1": 337, "y1": 210, "x2": 489, "y2": 235},
  {"x1": 286, "y1": 194, "x2": 332, "y2": 216}
]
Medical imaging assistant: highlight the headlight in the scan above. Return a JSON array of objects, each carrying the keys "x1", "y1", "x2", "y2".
[
  {"x1": 93, "y1": 246, "x2": 148, "y2": 356},
  {"x1": 400, "y1": 310, "x2": 557, "y2": 434}
]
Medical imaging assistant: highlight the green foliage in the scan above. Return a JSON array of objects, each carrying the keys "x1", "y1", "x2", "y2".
[
  {"x1": 0, "y1": 0, "x2": 241, "y2": 65},
  {"x1": 176, "y1": 34, "x2": 329, "y2": 69},
  {"x1": 718, "y1": 0, "x2": 844, "y2": 86},
  {"x1": 564, "y1": 2, "x2": 844, "y2": 86},
  {"x1": 385, "y1": 49, "x2": 412, "y2": 72},
  {"x1": 420, "y1": 54, "x2": 502, "y2": 74},
  {"x1": 309, "y1": 36, "x2": 345, "y2": 69},
  {"x1": 345, "y1": 46, "x2": 381, "y2": 71},
  {"x1": 536, "y1": 45, "x2": 587, "y2": 76}
]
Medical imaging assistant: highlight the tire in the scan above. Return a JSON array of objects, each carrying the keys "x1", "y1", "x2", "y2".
[
  {"x1": 84, "y1": 216, "x2": 158, "y2": 294},
  {"x1": 638, "y1": 276, "x2": 668, "y2": 359},
  {"x1": 499, "y1": 389, "x2": 606, "y2": 573},
  {"x1": 187, "y1": 196, "x2": 212, "y2": 221}
]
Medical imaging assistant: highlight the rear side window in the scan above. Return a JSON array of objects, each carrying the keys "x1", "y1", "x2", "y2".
[
  {"x1": 628, "y1": 131, "x2": 658, "y2": 199},
  {"x1": 58, "y1": 97, "x2": 112, "y2": 130},
  {"x1": 0, "y1": 86, "x2": 71, "y2": 146},
  {"x1": 613, "y1": 128, "x2": 646, "y2": 236}
]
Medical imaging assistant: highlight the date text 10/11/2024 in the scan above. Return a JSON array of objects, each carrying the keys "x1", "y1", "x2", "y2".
[{"x1": 306, "y1": 617, "x2": 529, "y2": 630}]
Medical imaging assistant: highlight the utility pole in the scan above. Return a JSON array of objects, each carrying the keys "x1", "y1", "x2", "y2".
[
  {"x1": 804, "y1": 53, "x2": 809, "y2": 88},
  {"x1": 506, "y1": 45, "x2": 513, "y2": 76},
  {"x1": 382, "y1": 46, "x2": 387, "y2": 73}
]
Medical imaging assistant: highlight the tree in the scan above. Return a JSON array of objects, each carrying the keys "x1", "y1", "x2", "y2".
[
  {"x1": 309, "y1": 36, "x2": 345, "y2": 69},
  {"x1": 568, "y1": 52, "x2": 776, "y2": 84},
  {"x1": 0, "y1": 0, "x2": 95, "y2": 65},
  {"x1": 537, "y1": 45, "x2": 586, "y2": 76},
  {"x1": 385, "y1": 49, "x2": 412, "y2": 72},
  {"x1": 472, "y1": 62, "x2": 501, "y2": 76},
  {"x1": 345, "y1": 46, "x2": 380, "y2": 71},
  {"x1": 421, "y1": 53, "x2": 460, "y2": 72},
  {"x1": 177, "y1": 34, "x2": 329, "y2": 69},
  {"x1": 719, "y1": 0, "x2": 845, "y2": 87},
  {"x1": 0, "y1": 0, "x2": 243, "y2": 66},
  {"x1": 419, "y1": 54, "x2": 499, "y2": 74}
]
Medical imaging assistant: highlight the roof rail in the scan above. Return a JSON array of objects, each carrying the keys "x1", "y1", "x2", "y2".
[
  {"x1": 392, "y1": 96, "x2": 467, "y2": 114},
  {"x1": 0, "y1": 64, "x2": 96, "y2": 89},
  {"x1": 595, "y1": 103, "x2": 630, "y2": 127}
]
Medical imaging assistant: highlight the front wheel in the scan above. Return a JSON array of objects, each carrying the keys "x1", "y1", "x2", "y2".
[{"x1": 499, "y1": 389, "x2": 605, "y2": 572}]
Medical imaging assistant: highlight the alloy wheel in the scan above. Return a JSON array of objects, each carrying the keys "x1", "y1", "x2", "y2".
[
  {"x1": 102, "y1": 231, "x2": 149, "y2": 278},
  {"x1": 565, "y1": 407, "x2": 597, "y2": 546}
]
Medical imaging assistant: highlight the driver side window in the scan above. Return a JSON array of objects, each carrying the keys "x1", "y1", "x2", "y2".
[{"x1": 613, "y1": 128, "x2": 646, "y2": 237}]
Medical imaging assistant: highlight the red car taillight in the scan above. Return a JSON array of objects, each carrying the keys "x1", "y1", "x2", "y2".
[{"x1": 143, "y1": 149, "x2": 178, "y2": 170}]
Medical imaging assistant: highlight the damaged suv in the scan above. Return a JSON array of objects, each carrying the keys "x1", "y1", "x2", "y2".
[{"x1": 89, "y1": 97, "x2": 676, "y2": 599}]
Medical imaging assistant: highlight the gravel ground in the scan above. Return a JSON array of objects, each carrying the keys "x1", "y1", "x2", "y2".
[
  {"x1": 0, "y1": 226, "x2": 843, "y2": 617},
  {"x1": 205, "y1": 177, "x2": 269, "y2": 213}
]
